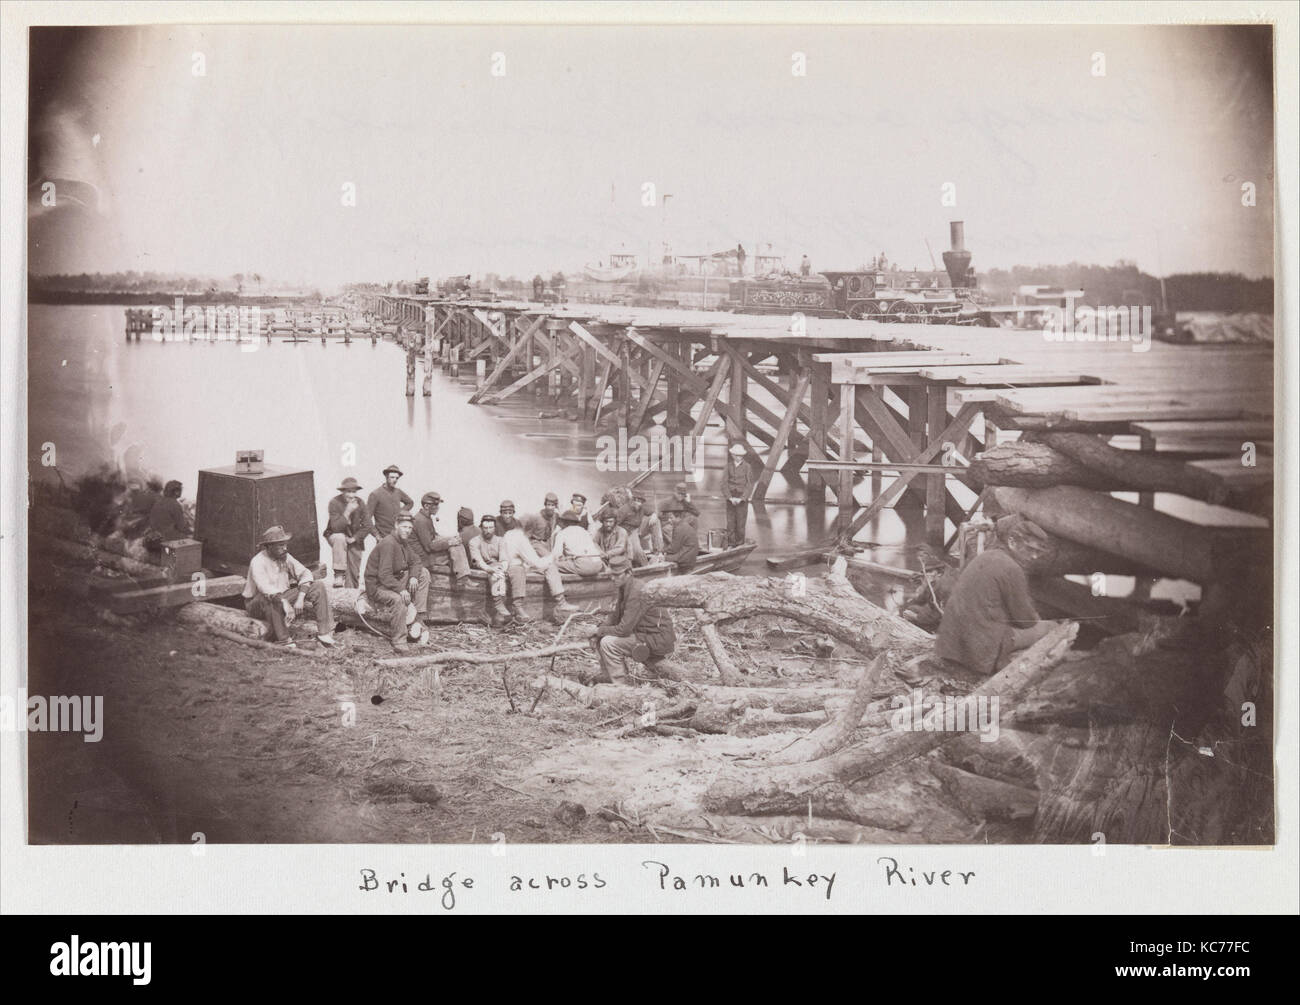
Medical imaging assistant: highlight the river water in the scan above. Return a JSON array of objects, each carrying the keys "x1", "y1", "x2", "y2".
[{"x1": 27, "y1": 304, "x2": 922, "y2": 573}]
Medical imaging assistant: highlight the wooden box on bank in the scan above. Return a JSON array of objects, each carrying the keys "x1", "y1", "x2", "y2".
[
  {"x1": 160, "y1": 538, "x2": 204, "y2": 579},
  {"x1": 194, "y1": 464, "x2": 318, "y2": 574}
]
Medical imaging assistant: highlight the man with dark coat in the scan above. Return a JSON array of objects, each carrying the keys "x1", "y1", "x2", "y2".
[
  {"x1": 325, "y1": 476, "x2": 374, "y2": 587},
  {"x1": 660, "y1": 504, "x2": 699, "y2": 572},
  {"x1": 364, "y1": 511, "x2": 430, "y2": 651},
  {"x1": 723, "y1": 440, "x2": 754, "y2": 547},
  {"x1": 936, "y1": 516, "x2": 1059, "y2": 676},
  {"x1": 590, "y1": 566, "x2": 676, "y2": 682},
  {"x1": 367, "y1": 464, "x2": 414, "y2": 537},
  {"x1": 413, "y1": 490, "x2": 471, "y2": 587},
  {"x1": 144, "y1": 479, "x2": 190, "y2": 551}
]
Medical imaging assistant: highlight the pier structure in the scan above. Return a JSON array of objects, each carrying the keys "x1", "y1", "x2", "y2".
[{"x1": 363, "y1": 293, "x2": 1275, "y2": 620}]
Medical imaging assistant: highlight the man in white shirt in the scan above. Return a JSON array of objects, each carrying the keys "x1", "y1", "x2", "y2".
[
  {"x1": 498, "y1": 508, "x2": 579, "y2": 621},
  {"x1": 242, "y1": 525, "x2": 336, "y2": 647},
  {"x1": 556, "y1": 508, "x2": 609, "y2": 576}
]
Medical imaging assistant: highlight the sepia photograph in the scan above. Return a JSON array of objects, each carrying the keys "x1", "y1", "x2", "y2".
[{"x1": 11, "y1": 7, "x2": 1284, "y2": 868}]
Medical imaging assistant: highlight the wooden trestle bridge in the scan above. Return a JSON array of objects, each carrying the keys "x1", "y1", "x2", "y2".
[{"x1": 358, "y1": 292, "x2": 1273, "y2": 611}]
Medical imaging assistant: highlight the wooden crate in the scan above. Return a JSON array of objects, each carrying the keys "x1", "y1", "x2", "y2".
[{"x1": 195, "y1": 464, "x2": 319, "y2": 574}]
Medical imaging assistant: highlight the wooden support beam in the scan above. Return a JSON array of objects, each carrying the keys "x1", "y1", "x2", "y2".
[
  {"x1": 690, "y1": 356, "x2": 731, "y2": 439},
  {"x1": 629, "y1": 358, "x2": 667, "y2": 432},
  {"x1": 468, "y1": 315, "x2": 544, "y2": 403},
  {"x1": 478, "y1": 342, "x2": 584, "y2": 404},
  {"x1": 753, "y1": 370, "x2": 810, "y2": 502},
  {"x1": 808, "y1": 361, "x2": 830, "y2": 502},
  {"x1": 926, "y1": 384, "x2": 949, "y2": 545},
  {"x1": 837, "y1": 383, "x2": 856, "y2": 517},
  {"x1": 840, "y1": 402, "x2": 980, "y2": 541}
]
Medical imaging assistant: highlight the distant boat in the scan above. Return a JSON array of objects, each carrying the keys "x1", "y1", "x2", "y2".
[{"x1": 582, "y1": 254, "x2": 639, "y2": 283}]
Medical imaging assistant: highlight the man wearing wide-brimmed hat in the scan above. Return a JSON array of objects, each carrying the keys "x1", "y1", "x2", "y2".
[
  {"x1": 723, "y1": 439, "x2": 754, "y2": 548},
  {"x1": 242, "y1": 525, "x2": 336, "y2": 647},
  {"x1": 325, "y1": 476, "x2": 374, "y2": 587},
  {"x1": 413, "y1": 490, "x2": 471, "y2": 588},
  {"x1": 367, "y1": 464, "x2": 414, "y2": 538},
  {"x1": 364, "y1": 510, "x2": 430, "y2": 651},
  {"x1": 935, "y1": 515, "x2": 1060, "y2": 676}
]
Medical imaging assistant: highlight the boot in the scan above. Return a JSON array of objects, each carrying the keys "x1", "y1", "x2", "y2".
[
  {"x1": 554, "y1": 597, "x2": 580, "y2": 614},
  {"x1": 511, "y1": 606, "x2": 534, "y2": 623}
]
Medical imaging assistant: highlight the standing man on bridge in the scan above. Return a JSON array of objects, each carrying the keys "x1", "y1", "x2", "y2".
[
  {"x1": 368, "y1": 464, "x2": 414, "y2": 537},
  {"x1": 724, "y1": 440, "x2": 754, "y2": 547}
]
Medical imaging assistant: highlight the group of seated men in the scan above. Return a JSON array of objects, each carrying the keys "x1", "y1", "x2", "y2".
[{"x1": 306, "y1": 463, "x2": 718, "y2": 646}]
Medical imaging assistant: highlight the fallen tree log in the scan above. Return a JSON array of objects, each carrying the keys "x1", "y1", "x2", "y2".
[
  {"x1": 377, "y1": 640, "x2": 593, "y2": 671},
  {"x1": 767, "y1": 655, "x2": 887, "y2": 764},
  {"x1": 929, "y1": 761, "x2": 1038, "y2": 824},
  {"x1": 640, "y1": 571, "x2": 932, "y2": 667},
  {"x1": 33, "y1": 531, "x2": 164, "y2": 580},
  {"x1": 985, "y1": 485, "x2": 1267, "y2": 584},
  {"x1": 966, "y1": 441, "x2": 1121, "y2": 491},
  {"x1": 1034, "y1": 431, "x2": 1237, "y2": 507},
  {"x1": 702, "y1": 623, "x2": 1078, "y2": 823}
]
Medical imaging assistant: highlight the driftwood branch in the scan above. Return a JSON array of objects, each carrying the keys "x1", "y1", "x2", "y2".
[
  {"x1": 766, "y1": 655, "x2": 887, "y2": 765},
  {"x1": 702, "y1": 622, "x2": 1079, "y2": 824}
]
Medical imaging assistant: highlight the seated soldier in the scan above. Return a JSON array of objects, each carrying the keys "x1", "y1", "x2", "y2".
[
  {"x1": 590, "y1": 566, "x2": 676, "y2": 682},
  {"x1": 592, "y1": 510, "x2": 632, "y2": 574},
  {"x1": 364, "y1": 511, "x2": 431, "y2": 651},
  {"x1": 242, "y1": 525, "x2": 335, "y2": 647},
  {"x1": 497, "y1": 502, "x2": 579, "y2": 621},
  {"x1": 660, "y1": 504, "x2": 699, "y2": 572},
  {"x1": 935, "y1": 516, "x2": 1060, "y2": 676},
  {"x1": 413, "y1": 490, "x2": 471, "y2": 589},
  {"x1": 468, "y1": 514, "x2": 512, "y2": 627},
  {"x1": 553, "y1": 508, "x2": 608, "y2": 576}
]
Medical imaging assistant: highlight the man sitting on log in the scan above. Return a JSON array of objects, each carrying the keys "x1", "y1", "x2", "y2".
[
  {"x1": 592, "y1": 510, "x2": 632, "y2": 574},
  {"x1": 590, "y1": 566, "x2": 676, "y2": 683},
  {"x1": 413, "y1": 490, "x2": 471, "y2": 590},
  {"x1": 325, "y1": 476, "x2": 373, "y2": 588},
  {"x1": 468, "y1": 514, "x2": 513, "y2": 627},
  {"x1": 660, "y1": 504, "x2": 699, "y2": 572},
  {"x1": 671, "y1": 482, "x2": 701, "y2": 529},
  {"x1": 935, "y1": 515, "x2": 1058, "y2": 676},
  {"x1": 242, "y1": 525, "x2": 336, "y2": 648},
  {"x1": 144, "y1": 479, "x2": 190, "y2": 552},
  {"x1": 364, "y1": 511, "x2": 430, "y2": 651},
  {"x1": 497, "y1": 501, "x2": 580, "y2": 621},
  {"x1": 550, "y1": 509, "x2": 607, "y2": 577}
]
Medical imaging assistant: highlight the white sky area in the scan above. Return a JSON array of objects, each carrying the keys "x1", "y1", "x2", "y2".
[{"x1": 30, "y1": 23, "x2": 1275, "y2": 286}]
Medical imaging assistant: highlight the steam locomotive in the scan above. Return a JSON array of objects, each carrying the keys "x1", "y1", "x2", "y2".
[{"x1": 725, "y1": 222, "x2": 981, "y2": 324}]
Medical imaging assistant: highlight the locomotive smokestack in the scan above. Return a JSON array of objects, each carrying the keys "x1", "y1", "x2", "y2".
[
  {"x1": 942, "y1": 220, "x2": 971, "y2": 288},
  {"x1": 949, "y1": 220, "x2": 965, "y2": 252}
]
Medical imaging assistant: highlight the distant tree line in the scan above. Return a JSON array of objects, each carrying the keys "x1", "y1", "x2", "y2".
[
  {"x1": 979, "y1": 262, "x2": 1273, "y2": 313},
  {"x1": 28, "y1": 270, "x2": 319, "y2": 301}
]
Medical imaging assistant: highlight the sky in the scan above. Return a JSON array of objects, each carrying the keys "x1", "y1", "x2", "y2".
[{"x1": 27, "y1": 23, "x2": 1275, "y2": 287}]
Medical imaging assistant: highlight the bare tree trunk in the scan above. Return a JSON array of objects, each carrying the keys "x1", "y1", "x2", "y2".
[
  {"x1": 767, "y1": 655, "x2": 887, "y2": 764},
  {"x1": 702, "y1": 623, "x2": 1078, "y2": 823}
]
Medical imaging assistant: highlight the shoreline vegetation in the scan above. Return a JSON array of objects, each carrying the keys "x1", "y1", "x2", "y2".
[{"x1": 29, "y1": 263, "x2": 1275, "y2": 313}]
